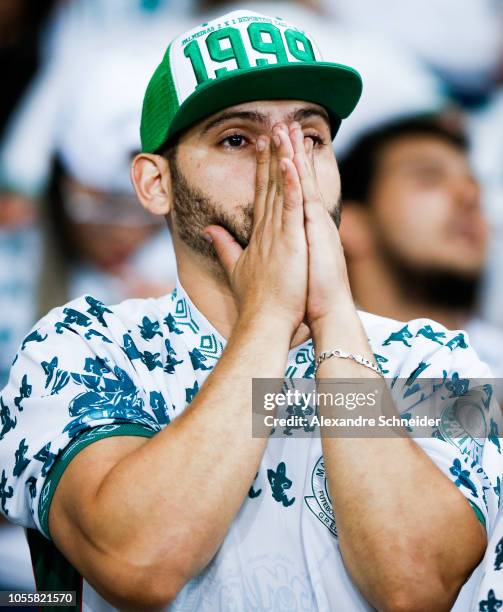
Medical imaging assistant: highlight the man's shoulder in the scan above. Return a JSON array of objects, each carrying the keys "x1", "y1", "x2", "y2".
[
  {"x1": 32, "y1": 293, "x2": 175, "y2": 344},
  {"x1": 357, "y1": 309, "x2": 483, "y2": 376},
  {"x1": 358, "y1": 309, "x2": 464, "y2": 343}
]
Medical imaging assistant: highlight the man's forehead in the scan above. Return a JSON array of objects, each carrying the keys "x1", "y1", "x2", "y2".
[
  {"x1": 386, "y1": 134, "x2": 465, "y2": 156},
  {"x1": 380, "y1": 135, "x2": 469, "y2": 168}
]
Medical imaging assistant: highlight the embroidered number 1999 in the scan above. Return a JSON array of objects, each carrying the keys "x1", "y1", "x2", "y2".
[{"x1": 183, "y1": 23, "x2": 316, "y2": 86}]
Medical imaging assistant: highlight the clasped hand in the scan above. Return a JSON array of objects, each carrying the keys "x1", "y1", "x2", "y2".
[{"x1": 204, "y1": 121, "x2": 353, "y2": 336}]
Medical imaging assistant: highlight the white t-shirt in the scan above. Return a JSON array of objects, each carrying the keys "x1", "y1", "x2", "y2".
[{"x1": 0, "y1": 281, "x2": 501, "y2": 611}]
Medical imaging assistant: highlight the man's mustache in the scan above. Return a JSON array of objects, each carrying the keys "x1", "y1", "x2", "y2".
[{"x1": 210, "y1": 195, "x2": 342, "y2": 250}]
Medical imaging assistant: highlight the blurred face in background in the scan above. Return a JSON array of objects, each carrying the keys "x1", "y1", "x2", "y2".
[
  {"x1": 366, "y1": 135, "x2": 488, "y2": 277},
  {"x1": 62, "y1": 177, "x2": 162, "y2": 271}
]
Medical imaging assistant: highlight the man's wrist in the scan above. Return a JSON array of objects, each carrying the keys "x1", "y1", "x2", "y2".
[
  {"x1": 310, "y1": 310, "x2": 370, "y2": 358},
  {"x1": 309, "y1": 296, "x2": 358, "y2": 343},
  {"x1": 237, "y1": 308, "x2": 298, "y2": 340}
]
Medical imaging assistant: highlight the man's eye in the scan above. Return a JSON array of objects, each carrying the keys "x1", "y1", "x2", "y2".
[
  {"x1": 304, "y1": 134, "x2": 325, "y2": 147},
  {"x1": 413, "y1": 168, "x2": 444, "y2": 185},
  {"x1": 221, "y1": 134, "x2": 247, "y2": 148}
]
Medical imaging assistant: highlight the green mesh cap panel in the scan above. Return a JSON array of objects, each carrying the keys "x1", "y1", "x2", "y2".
[{"x1": 140, "y1": 42, "x2": 180, "y2": 153}]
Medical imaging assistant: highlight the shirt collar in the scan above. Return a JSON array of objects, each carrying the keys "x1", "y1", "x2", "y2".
[{"x1": 170, "y1": 277, "x2": 314, "y2": 377}]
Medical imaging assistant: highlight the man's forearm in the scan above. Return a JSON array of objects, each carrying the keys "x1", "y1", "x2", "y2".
[
  {"x1": 64, "y1": 313, "x2": 293, "y2": 598},
  {"x1": 312, "y1": 307, "x2": 486, "y2": 611}
]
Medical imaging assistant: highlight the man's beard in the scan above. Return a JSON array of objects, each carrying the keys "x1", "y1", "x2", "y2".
[
  {"x1": 378, "y1": 234, "x2": 482, "y2": 311},
  {"x1": 169, "y1": 157, "x2": 341, "y2": 266}
]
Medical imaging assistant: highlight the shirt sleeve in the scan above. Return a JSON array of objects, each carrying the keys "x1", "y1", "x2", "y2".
[
  {"x1": 388, "y1": 321, "x2": 503, "y2": 535},
  {"x1": 0, "y1": 297, "x2": 162, "y2": 538}
]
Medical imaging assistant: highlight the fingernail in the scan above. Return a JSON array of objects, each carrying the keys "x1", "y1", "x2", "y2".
[
  {"x1": 202, "y1": 232, "x2": 213, "y2": 243},
  {"x1": 273, "y1": 133, "x2": 281, "y2": 147},
  {"x1": 257, "y1": 137, "x2": 266, "y2": 152}
]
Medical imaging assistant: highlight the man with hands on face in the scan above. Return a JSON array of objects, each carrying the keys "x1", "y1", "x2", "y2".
[{"x1": 0, "y1": 10, "x2": 501, "y2": 612}]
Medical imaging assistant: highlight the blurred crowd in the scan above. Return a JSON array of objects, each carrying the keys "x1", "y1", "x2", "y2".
[{"x1": 1, "y1": 0, "x2": 503, "y2": 597}]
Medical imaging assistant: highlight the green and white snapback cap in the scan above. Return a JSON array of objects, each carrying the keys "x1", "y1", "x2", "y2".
[{"x1": 140, "y1": 10, "x2": 363, "y2": 152}]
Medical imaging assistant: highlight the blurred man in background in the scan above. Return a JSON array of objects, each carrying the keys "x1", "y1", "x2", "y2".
[
  {"x1": 338, "y1": 116, "x2": 503, "y2": 379},
  {"x1": 0, "y1": 23, "x2": 181, "y2": 381},
  {"x1": 38, "y1": 44, "x2": 177, "y2": 311}
]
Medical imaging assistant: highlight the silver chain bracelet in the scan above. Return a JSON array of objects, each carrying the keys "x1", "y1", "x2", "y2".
[{"x1": 314, "y1": 349, "x2": 383, "y2": 376}]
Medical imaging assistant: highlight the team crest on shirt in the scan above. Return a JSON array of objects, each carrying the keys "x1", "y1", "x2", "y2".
[
  {"x1": 304, "y1": 455, "x2": 337, "y2": 537},
  {"x1": 439, "y1": 382, "x2": 491, "y2": 463}
]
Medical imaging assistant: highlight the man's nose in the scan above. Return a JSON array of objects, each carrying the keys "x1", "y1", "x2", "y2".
[{"x1": 453, "y1": 174, "x2": 482, "y2": 212}]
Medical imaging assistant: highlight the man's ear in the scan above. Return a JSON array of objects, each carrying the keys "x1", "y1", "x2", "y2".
[
  {"x1": 339, "y1": 201, "x2": 374, "y2": 261},
  {"x1": 131, "y1": 153, "x2": 172, "y2": 216}
]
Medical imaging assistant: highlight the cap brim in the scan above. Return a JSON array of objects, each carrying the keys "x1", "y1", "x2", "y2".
[{"x1": 166, "y1": 62, "x2": 362, "y2": 143}]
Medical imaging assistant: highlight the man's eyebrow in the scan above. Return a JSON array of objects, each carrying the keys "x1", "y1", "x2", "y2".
[
  {"x1": 201, "y1": 110, "x2": 269, "y2": 135},
  {"x1": 290, "y1": 107, "x2": 330, "y2": 127},
  {"x1": 385, "y1": 157, "x2": 445, "y2": 170},
  {"x1": 200, "y1": 106, "x2": 331, "y2": 136}
]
